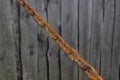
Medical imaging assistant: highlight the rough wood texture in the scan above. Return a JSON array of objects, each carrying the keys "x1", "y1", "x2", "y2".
[
  {"x1": 20, "y1": 0, "x2": 38, "y2": 80},
  {"x1": 79, "y1": 0, "x2": 92, "y2": 80},
  {"x1": 89, "y1": 0, "x2": 103, "y2": 72},
  {"x1": 0, "y1": 0, "x2": 17, "y2": 80},
  {"x1": 0, "y1": 0, "x2": 120, "y2": 80},
  {"x1": 111, "y1": 0, "x2": 120, "y2": 80},
  {"x1": 101, "y1": 0, "x2": 115, "y2": 79},
  {"x1": 11, "y1": 0, "x2": 23, "y2": 80},
  {"x1": 36, "y1": 0, "x2": 48, "y2": 80},
  {"x1": 47, "y1": 0, "x2": 61, "y2": 80},
  {"x1": 61, "y1": 0, "x2": 79, "y2": 80}
]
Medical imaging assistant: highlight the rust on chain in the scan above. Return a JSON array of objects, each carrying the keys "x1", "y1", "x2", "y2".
[{"x1": 17, "y1": 0, "x2": 103, "y2": 80}]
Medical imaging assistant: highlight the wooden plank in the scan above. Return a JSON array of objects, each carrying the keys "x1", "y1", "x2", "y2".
[
  {"x1": 36, "y1": 0, "x2": 48, "y2": 80},
  {"x1": 111, "y1": 0, "x2": 120, "y2": 79},
  {"x1": 61, "y1": 0, "x2": 79, "y2": 80},
  {"x1": 89, "y1": 0, "x2": 103, "y2": 73},
  {"x1": 78, "y1": 0, "x2": 92, "y2": 80},
  {"x1": 20, "y1": 0, "x2": 38, "y2": 80},
  {"x1": 0, "y1": 0, "x2": 17, "y2": 80},
  {"x1": 11, "y1": 0, "x2": 23, "y2": 80},
  {"x1": 47, "y1": 0, "x2": 61, "y2": 80},
  {"x1": 100, "y1": 0, "x2": 115, "y2": 80}
]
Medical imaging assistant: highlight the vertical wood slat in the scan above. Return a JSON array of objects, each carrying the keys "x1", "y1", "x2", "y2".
[
  {"x1": 101, "y1": 0, "x2": 115, "y2": 79},
  {"x1": 90, "y1": 0, "x2": 103, "y2": 72},
  {"x1": 36, "y1": 0, "x2": 48, "y2": 80},
  {"x1": 61, "y1": 0, "x2": 79, "y2": 80},
  {"x1": 47, "y1": 0, "x2": 61, "y2": 80},
  {"x1": 0, "y1": 0, "x2": 17, "y2": 80},
  {"x1": 79, "y1": 0, "x2": 92, "y2": 80},
  {"x1": 20, "y1": 0, "x2": 38, "y2": 80},
  {"x1": 111, "y1": 0, "x2": 120, "y2": 80},
  {"x1": 11, "y1": 0, "x2": 23, "y2": 79}
]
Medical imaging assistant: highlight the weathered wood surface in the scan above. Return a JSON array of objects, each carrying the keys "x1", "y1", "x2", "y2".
[
  {"x1": 101, "y1": 0, "x2": 115, "y2": 80},
  {"x1": 0, "y1": 0, "x2": 120, "y2": 80},
  {"x1": 0, "y1": 0, "x2": 17, "y2": 80},
  {"x1": 20, "y1": 0, "x2": 38, "y2": 80},
  {"x1": 61, "y1": 0, "x2": 78, "y2": 80},
  {"x1": 111, "y1": 0, "x2": 120, "y2": 80},
  {"x1": 47, "y1": 0, "x2": 61, "y2": 80},
  {"x1": 36, "y1": 0, "x2": 48, "y2": 80},
  {"x1": 79, "y1": 0, "x2": 92, "y2": 80},
  {"x1": 89, "y1": 0, "x2": 103, "y2": 73}
]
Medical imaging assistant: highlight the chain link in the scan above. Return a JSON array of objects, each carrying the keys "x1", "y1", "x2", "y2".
[{"x1": 17, "y1": 0, "x2": 103, "y2": 80}]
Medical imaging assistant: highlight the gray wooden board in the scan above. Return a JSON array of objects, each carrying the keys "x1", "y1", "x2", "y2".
[
  {"x1": 36, "y1": 0, "x2": 48, "y2": 80},
  {"x1": 20, "y1": 0, "x2": 38, "y2": 80},
  {"x1": 100, "y1": 0, "x2": 115, "y2": 79},
  {"x1": 111, "y1": 0, "x2": 120, "y2": 80},
  {"x1": 11, "y1": 0, "x2": 23, "y2": 79},
  {"x1": 79, "y1": 0, "x2": 92, "y2": 80},
  {"x1": 89, "y1": 0, "x2": 103, "y2": 73},
  {"x1": 61, "y1": 0, "x2": 79, "y2": 80},
  {"x1": 0, "y1": 0, "x2": 17, "y2": 80},
  {"x1": 47, "y1": 0, "x2": 61, "y2": 80}
]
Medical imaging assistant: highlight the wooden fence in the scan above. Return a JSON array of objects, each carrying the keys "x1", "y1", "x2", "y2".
[{"x1": 0, "y1": 0, "x2": 119, "y2": 80}]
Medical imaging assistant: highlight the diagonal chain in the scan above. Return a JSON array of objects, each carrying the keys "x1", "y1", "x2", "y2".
[{"x1": 17, "y1": 0, "x2": 103, "y2": 80}]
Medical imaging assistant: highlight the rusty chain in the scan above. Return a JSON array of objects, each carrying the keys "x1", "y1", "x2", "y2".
[{"x1": 17, "y1": 0, "x2": 103, "y2": 80}]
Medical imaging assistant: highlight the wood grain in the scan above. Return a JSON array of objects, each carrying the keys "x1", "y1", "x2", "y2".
[
  {"x1": 89, "y1": 0, "x2": 103, "y2": 73},
  {"x1": 101, "y1": 0, "x2": 115, "y2": 79},
  {"x1": 111, "y1": 0, "x2": 120, "y2": 80},
  {"x1": 79, "y1": 0, "x2": 92, "y2": 80},
  {"x1": 0, "y1": 0, "x2": 17, "y2": 80},
  {"x1": 20, "y1": 0, "x2": 38, "y2": 80},
  {"x1": 61, "y1": 0, "x2": 79, "y2": 80},
  {"x1": 47, "y1": 0, "x2": 61, "y2": 80},
  {"x1": 36, "y1": 0, "x2": 48, "y2": 80}
]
